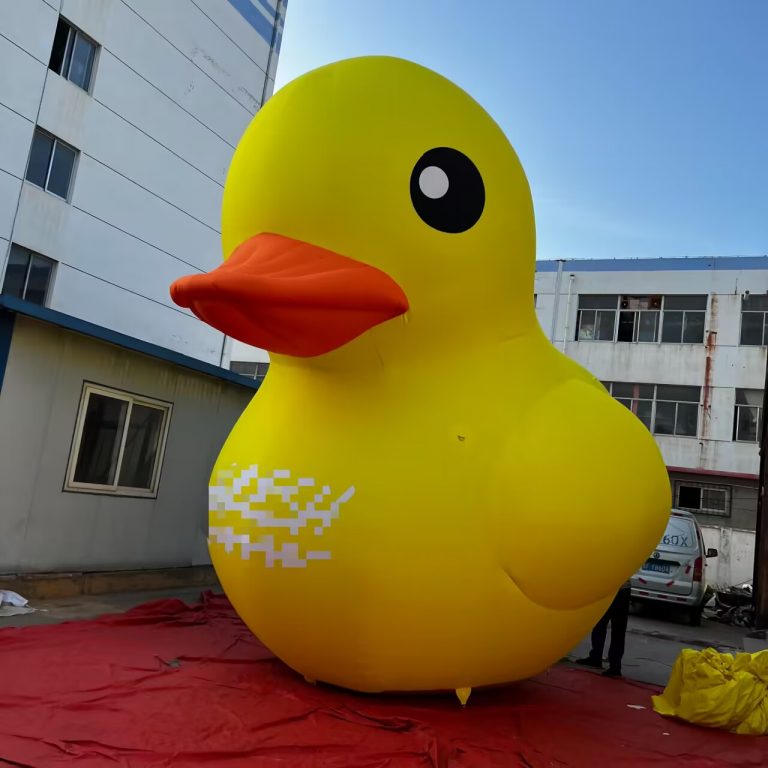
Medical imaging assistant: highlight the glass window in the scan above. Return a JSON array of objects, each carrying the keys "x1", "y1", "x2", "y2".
[
  {"x1": 26, "y1": 130, "x2": 54, "y2": 188},
  {"x1": 615, "y1": 296, "x2": 661, "y2": 343},
  {"x1": 1, "y1": 244, "x2": 55, "y2": 305},
  {"x1": 654, "y1": 385, "x2": 700, "y2": 437},
  {"x1": 117, "y1": 404, "x2": 166, "y2": 488},
  {"x1": 654, "y1": 401, "x2": 676, "y2": 435},
  {"x1": 664, "y1": 295, "x2": 708, "y2": 311},
  {"x1": 637, "y1": 311, "x2": 659, "y2": 342},
  {"x1": 25, "y1": 129, "x2": 78, "y2": 200},
  {"x1": 675, "y1": 402, "x2": 700, "y2": 436},
  {"x1": 636, "y1": 399, "x2": 653, "y2": 430},
  {"x1": 661, "y1": 295, "x2": 707, "y2": 344},
  {"x1": 67, "y1": 386, "x2": 172, "y2": 496},
  {"x1": 611, "y1": 383, "x2": 635, "y2": 399},
  {"x1": 1, "y1": 246, "x2": 29, "y2": 298},
  {"x1": 742, "y1": 295, "x2": 768, "y2": 312},
  {"x1": 682, "y1": 311, "x2": 705, "y2": 343},
  {"x1": 604, "y1": 382, "x2": 655, "y2": 431},
  {"x1": 576, "y1": 296, "x2": 618, "y2": 342},
  {"x1": 48, "y1": 17, "x2": 98, "y2": 91},
  {"x1": 606, "y1": 383, "x2": 700, "y2": 437},
  {"x1": 734, "y1": 389, "x2": 763, "y2": 442},
  {"x1": 578, "y1": 295, "x2": 619, "y2": 310},
  {"x1": 47, "y1": 140, "x2": 77, "y2": 198},
  {"x1": 73, "y1": 394, "x2": 129, "y2": 486},
  {"x1": 656, "y1": 385, "x2": 700, "y2": 402},
  {"x1": 740, "y1": 312, "x2": 765, "y2": 346},
  {"x1": 660, "y1": 515, "x2": 698, "y2": 552},
  {"x1": 740, "y1": 296, "x2": 768, "y2": 346},
  {"x1": 230, "y1": 361, "x2": 270, "y2": 385},
  {"x1": 595, "y1": 310, "x2": 616, "y2": 340}
]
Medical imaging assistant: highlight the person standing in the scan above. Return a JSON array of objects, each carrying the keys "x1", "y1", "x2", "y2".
[{"x1": 576, "y1": 580, "x2": 631, "y2": 678}]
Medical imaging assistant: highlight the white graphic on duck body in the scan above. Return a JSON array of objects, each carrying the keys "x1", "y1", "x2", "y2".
[{"x1": 209, "y1": 465, "x2": 355, "y2": 568}]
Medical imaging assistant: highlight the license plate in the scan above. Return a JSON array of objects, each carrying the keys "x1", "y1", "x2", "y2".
[{"x1": 643, "y1": 560, "x2": 672, "y2": 574}]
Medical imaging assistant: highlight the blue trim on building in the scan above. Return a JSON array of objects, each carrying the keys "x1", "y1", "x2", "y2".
[
  {"x1": 0, "y1": 310, "x2": 15, "y2": 394},
  {"x1": 226, "y1": 0, "x2": 275, "y2": 44},
  {"x1": 255, "y1": 0, "x2": 278, "y2": 18},
  {"x1": 535, "y1": 256, "x2": 768, "y2": 273},
  {"x1": 0, "y1": 295, "x2": 260, "y2": 390}
]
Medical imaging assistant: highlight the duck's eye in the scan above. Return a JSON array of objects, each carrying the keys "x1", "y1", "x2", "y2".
[{"x1": 410, "y1": 147, "x2": 485, "y2": 233}]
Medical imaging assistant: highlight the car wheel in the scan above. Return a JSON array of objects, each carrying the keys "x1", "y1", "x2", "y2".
[{"x1": 688, "y1": 606, "x2": 703, "y2": 627}]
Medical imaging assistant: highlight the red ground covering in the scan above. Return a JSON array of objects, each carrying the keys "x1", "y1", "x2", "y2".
[{"x1": 0, "y1": 593, "x2": 766, "y2": 767}]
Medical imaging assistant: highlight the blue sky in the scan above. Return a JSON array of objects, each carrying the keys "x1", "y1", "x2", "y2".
[{"x1": 273, "y1": 1, "x2": 767, "y2": 262}]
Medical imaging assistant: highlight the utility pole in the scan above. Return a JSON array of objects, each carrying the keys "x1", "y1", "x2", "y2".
[{"x1": 753, "y1": 349, "x2": 768, "y2": 628}]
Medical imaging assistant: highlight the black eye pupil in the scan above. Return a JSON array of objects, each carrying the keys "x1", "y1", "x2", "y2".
[{"x1": 410, "y1": 147, "x2": 485, "y2": 233}]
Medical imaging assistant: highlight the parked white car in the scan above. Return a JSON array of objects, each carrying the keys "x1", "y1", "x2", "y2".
[{"x1": 631, "y1": 508, "x2": 718, "y2": 626}]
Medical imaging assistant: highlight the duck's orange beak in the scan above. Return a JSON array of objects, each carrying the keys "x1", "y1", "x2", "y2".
[{"x1": 170, "y1": 233, "x2": 409, "y2": 357}]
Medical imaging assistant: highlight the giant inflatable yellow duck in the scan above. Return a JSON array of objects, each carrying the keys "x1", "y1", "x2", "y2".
[{"x1": 171, "y1": 56, "x2": 670, "y2": 699}]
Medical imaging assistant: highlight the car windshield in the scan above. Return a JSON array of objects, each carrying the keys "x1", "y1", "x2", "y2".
[{"x1": 658, "y1": 515, "x2": 697, "y2": 553}]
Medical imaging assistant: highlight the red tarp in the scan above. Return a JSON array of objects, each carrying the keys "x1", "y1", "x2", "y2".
[{"x1": 0, "y1": 593, "x2": 766, "y2": 767}]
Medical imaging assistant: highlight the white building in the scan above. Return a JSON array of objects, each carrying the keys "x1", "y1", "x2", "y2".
[
  {"x1": 0, "y1": 0, "x2": 285, "y2": 584},
  {"x1": 535, "y1": 256, "x2": 768, "y2": 586}
]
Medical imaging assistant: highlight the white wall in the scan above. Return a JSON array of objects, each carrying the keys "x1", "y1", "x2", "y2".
[
  {"x1": 0, "y1": 0, "x2": 283, "y2": 365},
  {"x1": 701, "y1": 525, "x2": 755, "y2": 588}
]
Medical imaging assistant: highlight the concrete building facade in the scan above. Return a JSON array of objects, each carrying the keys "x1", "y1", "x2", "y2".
[
  {"x1": 535, "y1": 256, "x2": 768, "y2": 586},
  {"x1": 0, "y1": 0, "x2": 285, "y2": 576}
]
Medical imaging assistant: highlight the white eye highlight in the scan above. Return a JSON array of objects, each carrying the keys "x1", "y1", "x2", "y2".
[{"x1": 418, "y1": 165, "x2": 450, "y2": 199}]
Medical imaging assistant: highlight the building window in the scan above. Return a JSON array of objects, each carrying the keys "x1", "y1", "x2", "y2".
[
  {"x1": 740, "y1": 295, "x2": 768, "y2": 346},
  {"x1": 576, "y1": 294, "x2": 707, "y2": 344},
  {"x1": 576, "y1": 295, "x2": 618, "y2": 341},
  {"x1": 2, "y1": 244, "x2": 55, "y2": 305},
  {"x1": 49, "y1": 17, "x2": 98, "y2": 91},
  {"x1": 25, "y1": 129, "x2": 78, "y2": 200},
  {"x1": 660, "y1": 295, "x2": 707, "y2": 344},
  {"x1": 654, "y1": 385, "x2": 700, "y2": 436},
  {"x1": 605, "y1": 382, "x2": 700, "y2": 437},
  {"x1": 676, "y1": 482, "x2": 730, "y2": 517},
  {"x1": 605, "y1": 382, "x2": 655, "y2": 430},
  {"x1": 230, "y1": 361, "x2": 270, "y2": 385},
  {"x1": 617, "y1": 295, "x2": 662, "y2": 342},
  {"x1": 66, "y1": 385, "x2": 172, "y2": 497},
  {"x1": 734, "y1": 389, "x2": 763, "y2": 442}
]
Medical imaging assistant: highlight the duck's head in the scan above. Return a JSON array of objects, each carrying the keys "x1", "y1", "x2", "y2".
[{"x1": 171, "y1": 56, "x2": 537, "y2": 363}]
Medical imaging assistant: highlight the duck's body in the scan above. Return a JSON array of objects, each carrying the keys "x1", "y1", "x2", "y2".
[{"x1": 173, "y1": 56, "x2": 670, "y2": 694}]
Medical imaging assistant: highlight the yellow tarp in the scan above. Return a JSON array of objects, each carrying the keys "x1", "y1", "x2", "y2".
[{"x1": 652, "y1": 647, "x2": 768, "y2": 735}]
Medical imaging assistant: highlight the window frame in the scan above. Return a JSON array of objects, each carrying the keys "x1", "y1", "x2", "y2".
[
  {"x1": 575, "y1": 295, "x2": 619, "y2": 342},
  {"x1": 739, "y1": 296, "x2": 768, "y2": 346},
  {"x1": 605, "y1": 382, "x2": 700, "y2": 438},
  {"x1": 675, "y1": 481, "x2": 731, "y2": 518},
  {"x1": 25, "y1": 128, "x2": 79, "y2": 201},
  {"x1": 1, "y1": 244, "x2": 56, "y2": 306},
  {"x1": 49, "y1": 17, "x2": 99, "y2": 93},
  {"x1": 733, "y1": 388, "x2": 763, "y2": 443},
  {"x1": 616, "y1": 295, "x2": 662, "y2": 343},
  {"x1": 230, "y1": 360, "x2": 270, "y2": 385},
  {"x1": 65, "y1": 383, "x2": 173, "y2": 498},
  {"x1": 575, "y1": 294, "x2": 707, "y2": 344}
]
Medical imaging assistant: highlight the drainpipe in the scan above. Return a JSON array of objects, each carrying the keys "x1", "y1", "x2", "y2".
[
  {"x1": 549, "y1": 259, "x2": 565, "y2": 343},
  {"x1": 561, "y1": 274, "x2": 575, "y2": 352}
]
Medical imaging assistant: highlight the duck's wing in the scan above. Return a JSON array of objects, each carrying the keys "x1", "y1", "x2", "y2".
[{"x1": 487, "y1": 377, "x2": 670, "y2": 612}]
